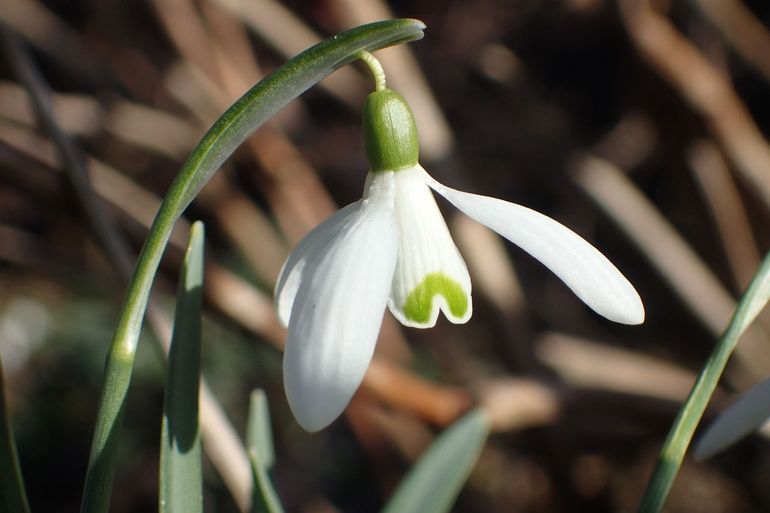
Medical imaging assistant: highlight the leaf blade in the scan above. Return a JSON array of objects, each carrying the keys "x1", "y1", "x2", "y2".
[
  {"x1": 159, "y1": 221, "x2": 205, "y2": 513},
  {"x1": 381, "y1": 409, "x2": 490, "y2": 513},
  {"x1": 247, "y1": 390, "x2": 275, "y2": 471},
  {"x1": 246, "y1": 391, "x2": 284, "y2": 513}
]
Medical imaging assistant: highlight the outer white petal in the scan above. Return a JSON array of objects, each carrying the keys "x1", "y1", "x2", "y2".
[
  {"x1": 387, "y1": 166, "x2": 472, "y2": 328},
  {"x1": 694, "y1": 379, "x2": 770, "y2": 460},
  {"x1": 424, "y1": 168, "x2": 644, "y2": 325},
  {"x1": 284, "y1": 171, "x2": 398, "y2": 432},
  {"x1": 274, "y1": 202, "x2": 360, "y2": 327}
]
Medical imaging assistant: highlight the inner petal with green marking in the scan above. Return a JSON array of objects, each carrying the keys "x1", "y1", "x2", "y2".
[{"x1": 402, "y1": 272, "x2": 468, "y2": 324}]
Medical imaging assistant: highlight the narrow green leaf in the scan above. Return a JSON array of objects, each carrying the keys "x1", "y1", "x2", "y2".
[
  {"x1": 0, "y1": 358, "x2": 31, "y2": 513},
  {"x1": 247, "y1": 391, "x2": 283, "y2": 513},
  {"x1": 637, "y1": 250, "x2": 770, "y2": 513},
  {"x1": 247, "y1": 390, "x2": 275, "y2": 470},
  {"x1": 79, "y1": 19, "x2": 426, "y2": 513},
  {"x1": 381, "y1": 409, "x2": 490, "y2": 513},
  {"x1": 160, "y1": 221, "x2": 205, "y2": 513},
  {"x1": 249, "y1": 448, "x2": 285, "y2": 513}
]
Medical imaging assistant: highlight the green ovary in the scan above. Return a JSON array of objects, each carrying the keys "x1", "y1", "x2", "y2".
[{"x1": 402, "y1": 273, "x2": 468, "y2": 324}]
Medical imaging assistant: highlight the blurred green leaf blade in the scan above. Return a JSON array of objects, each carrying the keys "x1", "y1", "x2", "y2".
[
  {"x1": 247, "y1": 390, "x2": 283, "y2": 513},
  {"x1": 0, "y1": 358, "x2": 31, "y2": 513},
  {"x1": 381, "y1": 408, "x2": 490, "y2": 513},
  {"x1": 249, "y1": 448, "x2": 285, "y2": 513},
  {"x1": 159, "y1": 221, "x2": 205, "y2": 513},
  {"x1": 247, "y1": 390, "x2": 275, "y2": 470}
]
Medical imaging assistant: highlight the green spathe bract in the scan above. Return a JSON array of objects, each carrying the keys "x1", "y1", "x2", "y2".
[
  {"x1": 363, "y1": 89, "x2": 419, "y2": 172},
  {"x1": 403, "y1": 272, "x2": 468, "y2": 324}
]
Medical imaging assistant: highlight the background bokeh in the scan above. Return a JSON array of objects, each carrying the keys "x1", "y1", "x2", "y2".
[{"x1": 2, "y1": 0, "x2": 770, "y2": 511}]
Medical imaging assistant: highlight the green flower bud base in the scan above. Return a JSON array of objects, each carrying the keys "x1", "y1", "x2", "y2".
[{"x1": 363, "y1": 89, "x2": 419, "y2": 172}]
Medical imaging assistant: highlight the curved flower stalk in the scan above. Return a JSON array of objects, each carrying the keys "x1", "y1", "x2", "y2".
[{"x1": 276, "y1": 54, "x2": 645, "y2": 432}]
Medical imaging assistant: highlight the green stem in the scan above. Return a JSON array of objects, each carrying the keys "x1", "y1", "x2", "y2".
[
  {"x1": 637, "y1": 250, "x2": 770, "y2": 513},
  {"x1": 358, "y1": 50, "x2": 387, "y2": 91},
  {"x1": 79, "y1": 19, "x2": 426, "y2": 513}
]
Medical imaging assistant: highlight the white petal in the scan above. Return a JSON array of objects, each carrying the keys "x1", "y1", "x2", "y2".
[
  {"x1": 425, "y1": 169, "x2": 644, "y2": 325},
  {"x1": 284, "y1": 171, "x2": 398, "y2": 431},
  {"x1": 387, "y1": 166, "x2": 472, "y2": 328},
  {"x1": 694, "y1": 379, "x2": 770, "y2": 460},
  {"x1": 274, "y1": 202, "x2": 360, "y2": 327}
]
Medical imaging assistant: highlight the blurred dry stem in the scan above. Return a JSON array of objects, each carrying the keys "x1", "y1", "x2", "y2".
[
  {"x1": 619, "y1": 0, "x2": 770, "y2": 213},
  {"x1": 0, "y1": 81, "x2": 102, "y2": 137},
  {"x1": 572, "y1": 154, "x2": 770, "y2": 386},
  {"x1": 210, "y1": 0, "x2": 367, "y2": 106},
  {"x1": 0, "y1": 123, "x2": 192, "y2": 249},
  {"x1": 693, "y1": 0, "x2": 770, "y2": 84},
  {"x1": 0, "y1": 0, "x2": 108, "y2": 87},
  {"x1": 591, "y1": 113, "x2": 657, "y2": 172},
  {"x1": 536, "y1": 332, "x2": 696, "y2": 403},
  {"x1": 0, "y1": 80, "x2": 202, "y2": 160},
  {"x1": 1, "y1": 27, "x2": 135, "y2": 280},
  {"x1": 478, "y1": 379, "x2": 559, "y2": 432},
  {"x1": 688, "y1": 140, "x2": 761, "y2": 290}
]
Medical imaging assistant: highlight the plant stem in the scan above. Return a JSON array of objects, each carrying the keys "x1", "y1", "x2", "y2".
[
  {"x1": 637, "y1": 250, "x2": 770, "y2": 513},
  {"x1": 358, "y1": 50, "x2": 387, "y2": 91}
]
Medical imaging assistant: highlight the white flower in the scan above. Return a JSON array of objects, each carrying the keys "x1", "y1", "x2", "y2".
[{"x1": 275, "y1": 88, "x2": 644, "y2": 432}]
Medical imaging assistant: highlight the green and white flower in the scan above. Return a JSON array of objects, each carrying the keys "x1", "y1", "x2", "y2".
[{"x1": 275, "y1": 86, "x2": 644, "y2": 432}]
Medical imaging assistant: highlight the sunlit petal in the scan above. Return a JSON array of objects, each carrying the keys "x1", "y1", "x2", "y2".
[
  {"x1": 425, "y1": 169, "x2": 644, "y2": 324},
  {"x1": 387, "y1": 166, "x2": 472, "y2": 328},
  {"x1": 284, "y1": 171, "x2": 398, "y2": 431},
  {"x1": 695, "y1": 378, "x2": 770, "y2": 460},
  {"x1": 274, "y1": 202, "x2": 360, "y2": 327}
]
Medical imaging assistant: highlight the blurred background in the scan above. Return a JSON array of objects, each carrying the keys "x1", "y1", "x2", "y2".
[{"x1": 2, "y1": 0, "x2": 770, "y2": 511}]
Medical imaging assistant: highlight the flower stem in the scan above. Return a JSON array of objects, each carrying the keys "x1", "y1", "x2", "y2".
[{"x1": 358, "y1": 50, "x2": 387, "y2": 91}]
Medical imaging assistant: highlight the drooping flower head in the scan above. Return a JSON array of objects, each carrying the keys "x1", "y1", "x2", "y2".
[{"x1": 275, "y1": 53, "x2": 644, "y2": 432}]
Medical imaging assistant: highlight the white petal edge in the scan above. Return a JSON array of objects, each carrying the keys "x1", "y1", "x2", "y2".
[
  {"x1": 424, "y1": 168, "x2": 644, "y2": 325},
  {"x1": 274, "y1": 202, "x2": 360, "y2": 327},
  {"x1": 694, "y1": 378, "x2": 770, "y2": 460},
  {"x1": 284, "y1": 171, "x2": 398, "y2": 432},
  {"x1": 388, "y1": 166, "x2": 472, "y2": 328}
]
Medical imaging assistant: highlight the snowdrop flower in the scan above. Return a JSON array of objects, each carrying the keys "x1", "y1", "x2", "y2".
[{"x1": 275, "y1": 58, "x2": 644, "y2": 432}]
